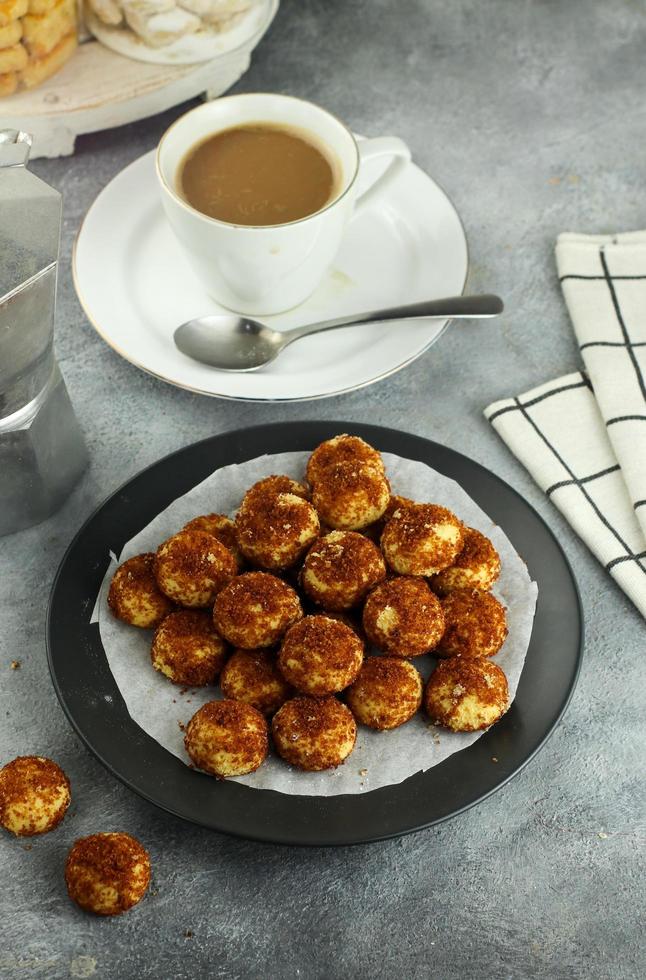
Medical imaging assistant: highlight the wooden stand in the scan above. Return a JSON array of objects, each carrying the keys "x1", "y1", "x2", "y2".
[{"x1": 0, "y1": 3, "x2": 278, "y2": 158}]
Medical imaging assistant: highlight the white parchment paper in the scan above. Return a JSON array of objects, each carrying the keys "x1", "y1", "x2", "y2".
[{"x1": 93, "y1": 451, "x2": 538, "y2": 796}]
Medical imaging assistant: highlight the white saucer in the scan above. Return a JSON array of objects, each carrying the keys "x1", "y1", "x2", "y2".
[{"x1": 73, "y1": 146, "x2": 468, "y2": 401}]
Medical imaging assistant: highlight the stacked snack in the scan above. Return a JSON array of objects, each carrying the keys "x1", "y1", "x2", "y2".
[
  {"x1": 0, "y1": 0, "x2": 77, "y2": 95},
  {"x1": 107, "y1": 433, "x2": 512, "y2": 781}
]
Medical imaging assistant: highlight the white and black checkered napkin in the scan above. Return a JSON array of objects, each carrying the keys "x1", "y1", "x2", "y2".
[{"x1": 485, "y1": 232, "x2": 646, "y2": 618}]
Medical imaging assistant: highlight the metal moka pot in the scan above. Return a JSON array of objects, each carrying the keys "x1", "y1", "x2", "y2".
[{"x1": 0, "y1": 129, "x2": 88, "y2": 536}]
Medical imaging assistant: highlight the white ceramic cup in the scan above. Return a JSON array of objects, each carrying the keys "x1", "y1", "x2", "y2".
[{"x1": 156, "y1": 93, "x2": 411, "y2": 315}]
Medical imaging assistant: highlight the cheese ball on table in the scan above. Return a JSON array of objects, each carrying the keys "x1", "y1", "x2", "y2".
[
  {"x1": 0, "y1": 756, "x2": 70, "y2": 837},
  {"x1": 431, "y1": 527, "x2": 501, "y2": 595},
  {"x1": 184, "y1": 700, "x2": 268, "y2": 777},
  {"x1": 272, "y1": 697, "x2": 357, "y2": 771},
  {"x1": 183, "y1": 513, "x2": 244, "y2": 572},
  {"x1": 154, "y1": 529, "x2": 237, "y2": 607},
  {"x1": 436, "y1": 589, "x2": 508, "y2": 659},
  {"x1": 424, "y1": 658, "x2": 509, "y2": 732},
  {"x1": 346, "y1": 657, "x2": 423, "y2": 730},
  {"x1": 306, "y1": 434, "x2": 385, "y2": 487},
  {"x1": 151, "y1": 609, "x2": 228, "y2": 686},
  {"x1": 278, "y1": 616, "x2": 363, "y2": 697},
  {"x1": 220, "y1": 649, "x2": 292, "y2": 716},
  {"x1": 381, "y1": 502, "x2": 464, "y2": 576},
  {"x1": 108, "y1": 553, "x2": 174, "y2": 628},
  {"x1": 213, "y1": 572, "x2": 302, "y2": 649},
  {"x1": 235, "y1": 487, "x2": 320, "y2": 570},
  {"x1": 312, "y1": 461, "x2": 390, "y2": 531},
  {"x1": 363, "y1": 577, "x2": 445, "y2": 657},
  {"x1": 65, "y1": 832, "x2": 151, "y2": 916},
  {"x1": 301, "y1": 531, "x2": 386, "y2": 611}
]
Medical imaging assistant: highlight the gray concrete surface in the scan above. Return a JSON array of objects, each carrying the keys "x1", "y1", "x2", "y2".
[{"x1": 1, "y1": 1, "x2": 645, "y2": 977}]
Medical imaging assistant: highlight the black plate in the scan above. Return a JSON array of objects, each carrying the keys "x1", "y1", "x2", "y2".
[{"x1": 47, "y1": 422, "x2": 583, "y2": 846}]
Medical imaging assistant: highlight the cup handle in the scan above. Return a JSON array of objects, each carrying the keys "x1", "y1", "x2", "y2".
[{"x1": 353, "y1": 137, "x2": 411, "y2": 214}]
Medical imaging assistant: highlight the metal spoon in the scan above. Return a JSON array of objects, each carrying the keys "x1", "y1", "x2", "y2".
[{"x1": 174, "y1": 293, "x2": 504, "y2": 372}]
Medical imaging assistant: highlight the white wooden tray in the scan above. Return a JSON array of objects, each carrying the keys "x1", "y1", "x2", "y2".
[{"x1": 0, "y1": 0, "x2": 278, "y2": 158}]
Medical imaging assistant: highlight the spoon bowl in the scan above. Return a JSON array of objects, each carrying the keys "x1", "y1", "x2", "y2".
[{"x1": 174, "y1": 293, "x2": 504, "y2": 372}]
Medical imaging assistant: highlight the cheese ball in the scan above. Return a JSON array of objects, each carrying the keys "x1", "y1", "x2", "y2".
[
  {"x1": 301, "y1": 531, "x2": 386, "y2": 611},
  {"x1": 424, "y1": 657, "x2": 509, "y2": 732},
  {"x1": 362, "y1": 577, "x2": 445, "y2": 657},
  {"x1": 220, "y1": 649, "x2": 292, "y2": 716},
  {"x1": 431, "y1": 527, "x2": 501, "y2": 595},
  {"x1": 65, "y1": 832, "x2": 151, "y2": 916},
  {"x1": 183, "y1": 514, "x2": 244, "y2": 571},
  {"x1": 346, "y1": 657, "x2": 423, "y2": 730},
  {"x1": 306, "y1": 434, "x2": 385, "y2": 487},
  {"x1": 235, "y1": 490, "x2": 320, "y2": 570},
  {"x1": 151, "y1": 609, "x2": 228, "y2": 686},
  {"x1": 154, "y1": 529, "x2": 237, "y2": 608},
  {"x1": 312, "y1": 461, "x2": 390, "y2": 531},
  {"x1": 278, "y1": 616, "x2": 364, "y2": 696},
  {"x1": 108, "y1": 553, "x2": 174, "y2": 628},
  {"x1": 436, "y1": 589, "x2": 508, "y2": 659},
  {"x1": 381, "y1": 502, "x2": 464, "y2": 576},
  {"x1": 362, "y1": 495, "x2": 415, "y2": 543},
  {"x1": 272, "y1": 696, "x2": 357, "y2": 771},
  {"x1": 0, "y1": 756, "x2": 70, "y2": 837},
  {"x1": 213, "y1": 572, "x2": 303, "y2": 649},
  {"x1": 184, "y1": 699, "x2": 268, "y2": 777}
]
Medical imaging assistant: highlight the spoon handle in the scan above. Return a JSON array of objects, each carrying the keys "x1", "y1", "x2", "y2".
[{"x1": 281, "y1": 293, "x2": 504, "y2": 344}]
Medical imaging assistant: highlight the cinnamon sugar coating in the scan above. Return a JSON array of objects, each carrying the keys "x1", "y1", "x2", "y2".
[
  {"x1": 346, "y1": 657, "x2": 423, "y2": 730},
  {"x1": 0, "y1": 756, "x2": 70, "y2": 837},
  {"x1": 151, "y1": 609, "x2": 228, "y2": 686},
  {"x1": 272, "y1": 696, "x2": 357, "y2": 771},
  {"x1": 243, "y1": 474, "x2": 310, "y2": 503},
  {"x1": 301, "y1": 531, "x2": 386, "y2": 611},
  {"x1": 362, "y1": 495, "x2": 415, "y2": 543},
  {"x1": 278, "y1": 616, "x2": 363, "y2": 696},
  {"x1": 436, "y1": 588, "x2": 508, "y2": 659},
  {"x1": 312, "y1": 462, "x2": 390, "y2": 531},
  {"x1": 65, "y1": 832, "x2": 151, "y2": 916},
  {"x1": 183, "y1": 514, "x2": 245, "y2": 571},
  {"x1": 108, "y1": 553, "x2": 174, "y2": 628},
  {"x1": 381, "y1": 502, "x2": 464, "y2": 576},
  {"x1": 154, "y1": 529, "x2": 237, "y2": 608},
  {"x1": 220, "y1": 649, "x2": 292, "y2": 716},
  {"x1": 184, "y1": 699, "x2": 268, "y2": 777},
  {"x1": 362, "y1": 577, "x2": 445, "y2": 657},
  {"x1": 424, "y1": 657, "x2": 509, "y2": 732},
  {"x1": 431, "y1": 527, "x2": 501, "y2": 595},
  {"x1": 306, "y1": 435, "x2": 385, "y2": 487},
  {"x1": 235, "y1": 490, "x2": 319, "y2": 570},
  {"x1": 213, "y1": 572, "x2": 303, "y2": 649}
]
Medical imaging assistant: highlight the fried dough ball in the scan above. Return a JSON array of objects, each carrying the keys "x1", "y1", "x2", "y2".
[
  {"x1": 220, "y1": 649, "x2": 292, "y2": 716},
  {"x1": 244, "y1": 474, "x2": 310, "y2": 502},
  {"x1": 312, "y1": 461, "x2": 390, "y2": 531},
  {"x1": 183, "y1": 514, "x2": 244, "y2": 571},
  {"x1": 154, "y1": 529, "x2": 237, "y2": 608},
  {"x1": 65, "y1": 832, "x2": 151, "y2": 916},
  {"x1": 381, "y1": 502, "x2": 464, "y2": 576},
  {"x1": 184, "y1": 699, "x2": 268, "y2": 777},
  {"x1": 301, "y1": 531, "x2": 386, "y2": 611},
  {"x1": 213, "y1": 572, "x2": 303, "y2": 649},
  {"x1": 235, "y1": 490, "x2": 320, "y2": 570},
  {"x1": 278, "y1": 616, "x2": 363, "y2": 697},
  {"x1": 151, "y1": 609, "x2": 228, "y2": 686},
  {"x1": 424, "y1": 657, "x2": 509, "y2": 732},
  {"x1": 432, "y1": 527, "x2": 501, "y2": 595},
  {"x1": 0, "y1": 756, "x2": 70, "y2": 837},
  {"x1": 362, "y1": 577, "x2": 445, "y2": 657},
  {"x1": 272, "y1": 696, "x2": 357, "y2": 771},
  {"x1": 346, "y1": 657, "x2": 423, "y2": 730},
  {"x1": 108, "y1": 553, "x2": 174, "y2": 628},
  {"x1": 436, "y1": 589, "x2": 508, "y2": 659},
  {"x1": 306, "y1": 434, "x2": 385, "y2": 487}
]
